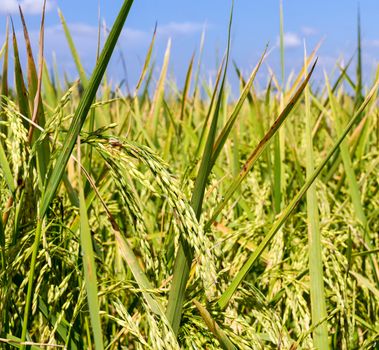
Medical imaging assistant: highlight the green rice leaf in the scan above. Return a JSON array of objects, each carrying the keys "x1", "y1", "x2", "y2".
[
  {"x1": 217, "y1": 77, "x2": 379, "y2": 310},
  {"x1": 58, "y1": 9, "x2": 88, "y2": 87},
  {"x1": 0, "y1": 141, "x2": 15, "y2": 192},
  {"x1": 20, "y1": 4, "x2": 50, "y2": 182},
  {"x1": 304, "y1": 49, "x2": 328, "y2": 350},
  {"x1": 211, "y1": 47, "x2": 266, "y2": 167},
  {"x1": 149, "y1": 39, "x2": 171, "y2": 145},
  {"x1": 206, "y1": 60, "x2": 318, "y2": 229},
  {"x1": 193, "y1": 300, "x2": 237, "y2": 350},
  {"x1": 78, "y1": 153, "x2": 104, "y2": 350},
  {"x1": 135, "y1": 24, "x2": 157, "y2": 92},
  {"x1": 325, "y1": 74, "x2": 367, "y2": 226},
  {"x1": 21, "y1": 2, "x2": 135, "y2": 346},
  {"x1": 166, "y1": 2, "x2": 234, "y2": 335},
  {"x1": 40, "y1": 0, "x2": 135, "y2": 219},
  {"x1": 11, "y1": 21, "x2": 30, "y2": 127}
]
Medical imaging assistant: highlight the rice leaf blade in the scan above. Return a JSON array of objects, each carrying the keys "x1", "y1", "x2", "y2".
[
  {"x1": 58, "y1": 9, "x2": 88, "y2": 87},
  {"x1": 78, "y1": 158, "x2": 104, "y2": 350},
  {"x1": 206, "y1": 60, "x2": 317, "y2": 228},
  {"x1": 0, "y1": 141, "x2": 15, "y2": 193},
  {"x1": 21, "y1": 3, "x2": 51, "y2": 182},
  {"x1": 149, "y1": 39, "x2": 171, "y2": 145},
  {"x1": 211, "y1": 47, "x2": 266, "y2": 166},
  {"x1": 135, "y1": 24, "x2": 157, "y2": 92},
  {"x1": 166, "y1": 2, "x2": 234, "y2": 334},
  {"x1": 304, "y1": 49, "x2": 329, "y2": 350},
  {"x1": 193, "y1": 300, "x2": 237, "y2": 350},
  {"x1": 40, "y1": 0, "x2": 135, "y2": 219},
  {"x1": 217, "y1": 78, "x2": 379, "y2": 310},
  {"x1": 325, "y1": 75, "x2": 367, "y2": 226},
  {"x1": 21, "y1": 2, "x2": 135, "y2": 345},
  {"x1": 12, "y1": 22, "x2": 30, "y2": 127}
]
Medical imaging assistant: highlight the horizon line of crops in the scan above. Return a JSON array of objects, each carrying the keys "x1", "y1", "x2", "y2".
[{"x1": 0, "y1": 0, "x2": 378, "y2": 349}]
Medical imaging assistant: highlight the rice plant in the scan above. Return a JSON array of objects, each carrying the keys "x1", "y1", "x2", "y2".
[{"x1": 0, "y1": 0, "x2": 378, "y2": 349}]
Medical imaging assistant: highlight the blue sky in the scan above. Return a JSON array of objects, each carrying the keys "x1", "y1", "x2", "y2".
[{"x1": 1, "y1": 0, "x2": 379, "y2": 93}]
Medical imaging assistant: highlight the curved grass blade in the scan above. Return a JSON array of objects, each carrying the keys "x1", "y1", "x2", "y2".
[
  {"x1": 166, "y1": 2, "x2": 234, "y2": 335},
  {"x1": 217, "y1": 78, "x2": 379, "y2": 310},
  {"x1": 206, "y1": 59, "x2": 317, "y2": 229},
  {"x1": 210, "y1": 47, "x2": 267, "y2": 167},
  {"x1": 190, "y1": 57, "x2": 225, "y2": 165},
  {"x1": 312, "y1": 55, "x2": 354, "y2": 139},
  {"x1": 0, "y1": 141, "x2": 15, "y2": 193},
  {"x1": 273, "y1": 130, "x2": 282, "y2": 213},
  {"x1": 11, "y1": 20, "x2": 30, "y2": 127},
  {"x1": 177, "y1": 52, "x2": 195, "y2": 137},
  {"x1": 139, "y1": 60, "x2": 155, "y2": 108},
  {"x1": 77, "y1": 151, "x2": 104, "y2": 350},
  {"x1": 325, "y1": 74, "x2": 367, "y2": 226},
  {"x1": 193, "y1": 300, "x2": 237, "y2": 350},
  {"x1": 40, "y1": 0, "x2": 135, "y2": 219},
  {"x1": 58, "y1": 8, "x2": 98, "y2": 178},
  {"x1": 58, "y1": 9, "x2": 88, "y2": 87},
  {"x1": 42, "y1": 62, "x2": 58, "y2": 109},
  {"x1": 326, "y1": 74, "x2": 379, "y2": 284},
  {"x1": 22, "y1": 1, "x2": 135, "y2": 346},
  {"x1": 19, "y1": 6, "x2": 38, "y2": 104},
  {"x1": 304, "y1": 49, "x2": 328, "y2": 350},
  {"x1": 20, "y1": 4, "x2": 51, "y2": 182},
  {"x1": 287, "y1": 40, "x2": 321, "y2": 97},
  {"x1": 135, "y1": 24, "x2": 157, "y2": 92},
  {"x1": 21, "y1": 217, "x2": 44, "y2": 348},
  {"x1": 78, "y1": 162, "x2": 175, "y2": 335},
  {"x1": 149, "y1": 38, "x2": 171, "y2": 145},
  {"x1": 187, "y1": 28, "x2": 205, "y2": 126},
  {"x1": 19, "y1": 5, "x2": 45, "y2": 135}
]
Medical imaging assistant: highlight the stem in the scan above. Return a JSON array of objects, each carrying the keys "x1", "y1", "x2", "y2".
[{"x1": 21, "y1": 217, "x2": 43, "y2": 348}]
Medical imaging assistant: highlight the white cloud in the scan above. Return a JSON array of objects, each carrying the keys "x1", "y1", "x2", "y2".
[
  {"x1": 283, "y1": 32, "x2": 301, "y2": 48},
  {"x1": 122, "y1": 28, "x2": 149, "y2": 42},
  {"x1": 301, "y1": 26, "x2": 317, "y2": 36},
  {"x1": 157, "y1": 22, "x2": 205, "y2": 36},
  {"x1": 0, "y1": 20, "x2": 151, "y2": 87},
  {"x1": 276, "y1": 32, "x2": 301, "y2": 48},
  {"x1": 0, "y1": 0, "x2": 55, "y2": 15},
  {"x1": 364, "y1": 39, "x2": 379, "y2": 48},
  {"x1": 0, "y1": 19, "x2": 208, "y2": 88},
  {"x1": 0, "y1": 0, "x2": 18, "y2": 13},
  {"x1": 38, "y1": 22, "x2": 148, "y2": 49},
  {"x1": 0, "y1": 22, "x2": 150, "y2": 72}
]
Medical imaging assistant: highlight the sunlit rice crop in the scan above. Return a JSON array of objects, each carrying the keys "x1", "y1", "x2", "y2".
[{"x1": 0, "y1": 1, "x2": 378, "y2": 349}]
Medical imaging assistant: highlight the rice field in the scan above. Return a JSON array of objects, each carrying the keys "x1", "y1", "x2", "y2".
[{"x1": 0, "y1": 0, "x2": 378, "y2": 349}]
